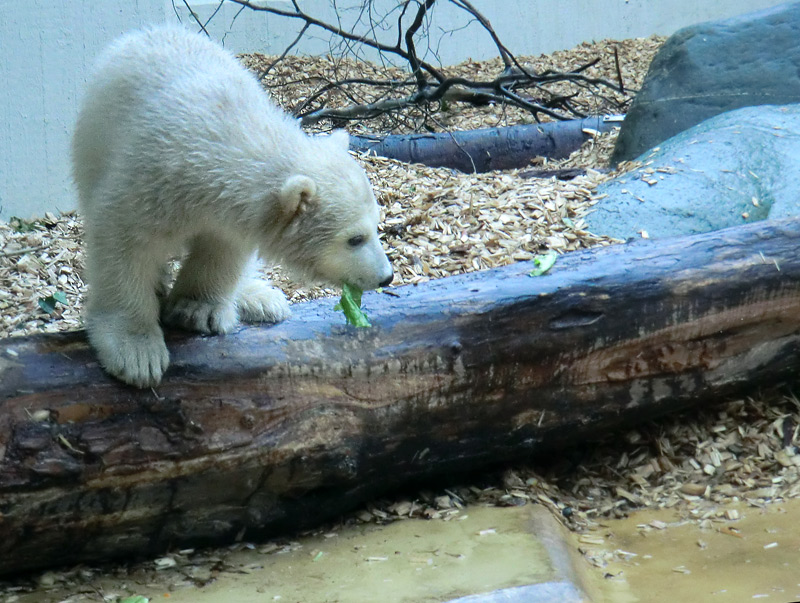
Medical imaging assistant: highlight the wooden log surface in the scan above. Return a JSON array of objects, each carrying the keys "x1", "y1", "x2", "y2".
[
  {"x1": 2, "y1": 217, "x2": 800, "y2": 575},
  {"x1": 349, "y1": 116, "x2": 620, "y2": 172}
]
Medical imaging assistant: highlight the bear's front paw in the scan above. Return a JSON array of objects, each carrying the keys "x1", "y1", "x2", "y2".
[
  {"x1": 87, "y1": 318, "x2": 169, "y2": 388},
  {"x1": 162, "y1": 296, "x2": 238, "y2": 334},
  {"x1": 236, "y1": 280, "x2": 291, "y2": 324}
]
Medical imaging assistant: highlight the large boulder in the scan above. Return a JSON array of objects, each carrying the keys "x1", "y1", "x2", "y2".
[
  {"x1": 611, "y1": 2, "x2": 800, "y2": 164},
  {"x1": 587, "y1": 104, "x2": 800, "y2": 240}
]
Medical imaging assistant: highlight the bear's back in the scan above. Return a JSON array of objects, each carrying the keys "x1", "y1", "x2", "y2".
[
  {"x1": 92, "y1": 25, "x2": 245, "y2": 96},
  {"x1": 73, "y1": 26, "x2": 291, "y2": 209}
]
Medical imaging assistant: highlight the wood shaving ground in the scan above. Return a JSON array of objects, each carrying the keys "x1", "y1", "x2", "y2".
[
  {"x1": 358, "y1": 395, "x2": 800, "y2": 535},
  {"x1": 0, "y1": 117, "x2": 631, "y2": 335},
  {"x1": 0, "y1": 213, "x2": 84, "y2": 337},
  {"x1": 0, "y1": 137, "x2": 623, "y2": 336},
  {"x1": 242, "y1": 35, "x2": 665, "y2": 134}
]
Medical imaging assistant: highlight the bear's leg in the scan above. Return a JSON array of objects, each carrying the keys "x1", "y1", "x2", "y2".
[
  {"x1": 162, "y1": 234, "x2": 248, "y2": 334},
  {"x1": 84, "y1": 234, "x2": 170, "y2": 388},
  {"x1": 234, "y1": 255, "x2": 291, "y2": 324},
  {"x1": 154, "y1": 263, "x2": 173, "y2": 301}
]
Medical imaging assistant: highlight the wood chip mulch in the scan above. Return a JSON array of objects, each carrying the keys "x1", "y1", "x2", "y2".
[{"x1": 241, "y1": 35, "x2": 664, "y2": 135}]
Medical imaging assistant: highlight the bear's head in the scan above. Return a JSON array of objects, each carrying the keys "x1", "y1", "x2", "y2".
[{"x1": 267, "y1": 131, "x2": 394, "y2": 291}]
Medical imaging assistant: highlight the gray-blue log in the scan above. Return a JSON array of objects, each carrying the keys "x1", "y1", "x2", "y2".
[{"x1": 350, "y1": 116, "x2": 620, "y2": 172}]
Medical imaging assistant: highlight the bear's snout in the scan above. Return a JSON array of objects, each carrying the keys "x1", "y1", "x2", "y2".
[{"x1": 379, "y1": 271, "x2": 394, "y2": 288}]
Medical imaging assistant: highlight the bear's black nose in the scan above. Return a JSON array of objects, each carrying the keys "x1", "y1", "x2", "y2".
[{"x1": 379, "y1": 272, "x2": 394, "y2": 288}]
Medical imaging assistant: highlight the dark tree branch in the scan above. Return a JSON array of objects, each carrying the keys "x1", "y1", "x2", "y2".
[
  {"x1": 404, "y1": 0, "x2": 439, "y2": 88},
  {"x1": 497, "y1": 85, "x2": 572, "y2": 122},
  {"x1": 198, "y1": 1, "x2": 630, "y2": 128},
  {"x1": 228, "y1": 0, "x2": 446, "y2": 82},
  {"x1": 257, "y1": 22, "x2": 310, "y2": 80},
  {"x1": 179, "y1": 0, "x2": 211, "y2": 36},
  {"x1": 396, "y1": 0, "x2": 413, "y2": 49},
  {"x1": 448, "y1": 0, "x2": 516, "y2": 72},
  {"x1": 200, "y1": 0, "x2": 226, "y2": 31},
  {"x1": 291, "y1": 76, "x2": 414, "y2": 118},
  {"x1": 613, "y1": 45, "x2": 625, "y2": 94}
]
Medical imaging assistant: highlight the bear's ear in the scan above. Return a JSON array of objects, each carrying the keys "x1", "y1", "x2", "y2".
[
  {"x1": 329, "y1": 129, "x2": 350, "y2": 150},
  {"x1": 279, "y1": 174, "x2": 317, "y2": 218}
]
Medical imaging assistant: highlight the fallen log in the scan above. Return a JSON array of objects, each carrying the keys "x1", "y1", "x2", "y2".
[
  {"x1": 2, "y1": 217, "x2": 800, "y2": 575},
  {"x1": 349, "y1": 116, "x2": 621, "y2": 172}
]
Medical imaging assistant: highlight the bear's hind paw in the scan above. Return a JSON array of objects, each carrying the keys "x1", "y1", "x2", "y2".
[
  {"x1": 236, "y1": 280, "x2": 291, "y2": 324},
  {"x1": 162, "y1": 297, "x2": 238, "y2": 334}
]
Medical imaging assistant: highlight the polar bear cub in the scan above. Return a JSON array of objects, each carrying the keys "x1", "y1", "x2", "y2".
[{"x1": 72, "y1": 26, "x2": 393, "y2": 388}]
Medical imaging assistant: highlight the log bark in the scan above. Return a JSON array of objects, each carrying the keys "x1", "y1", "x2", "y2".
[
  {"x1": 2, "y1": 217, "x2": 800, "y2": 575},
  {"x1": 349, "y1": 116, "x2": 621, "y2": 172}
]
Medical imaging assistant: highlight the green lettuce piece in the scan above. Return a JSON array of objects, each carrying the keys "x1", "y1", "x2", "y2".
[
  {"x1": 334, "y1": 283, "x2": 372, "y2": 327},
  {"x1": 38, "y1": 290, "x2": 69, "y2": 315},
  {"x1": 529, "y1": 251, "x2": 557, "y2": 277}
]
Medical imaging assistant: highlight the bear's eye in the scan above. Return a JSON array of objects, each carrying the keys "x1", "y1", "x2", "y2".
[{"x1": 347, "y1": 235, "x2": 366, "y2": 248}]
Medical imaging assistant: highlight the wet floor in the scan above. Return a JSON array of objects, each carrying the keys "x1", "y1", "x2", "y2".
[
  {"x1": 160, "y1": 505, "x2": 558, "y2": 603},
  {"x1": 6, "y1": 505, "x2": 562, "y2": 603},
  {"x1": 585, "y1": 498, "x2": 800, "y2": 602},
  {"x1": 8, "y1": 499, "x2": 800, "y2": 602}
]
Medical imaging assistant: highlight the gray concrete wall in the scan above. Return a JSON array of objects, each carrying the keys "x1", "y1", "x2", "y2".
[
  {"x1": 0, "y1": 0, "x2": 790, "y2": 219},
  {"x1": 176, "y1": 0, "x2": 791, "y2": 63},
  {"x1": 0, "y1": 0, "x2": 168, "y2": 220}
]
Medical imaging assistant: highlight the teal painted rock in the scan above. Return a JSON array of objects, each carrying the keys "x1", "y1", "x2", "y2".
[
  {"x1": 587, "y1": 104, "x2": 800, "y2": 240},
  {"x1": 611, "y1": 2, "x2": 800, "y2": 164}
]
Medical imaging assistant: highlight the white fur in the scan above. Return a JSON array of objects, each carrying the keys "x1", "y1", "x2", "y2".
[{"x1": 72, "y1": 25, "x2": 393, "y2": 388}]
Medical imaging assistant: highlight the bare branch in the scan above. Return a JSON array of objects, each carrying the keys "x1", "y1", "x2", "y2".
[
  {"x1": 300, "y1": 96, "x2": 417, "y2": 125},
  {"x1": 396, "y1": 1, "x2": 413, "y2": 50},
  {"x1": 0, "y1": 245, "x2": 47, "y2": 259},
  {"x1": 404, "y1": 0, "x2": 439, "y2": 88},
  {"x1": 227, "y1": 0, "x2": 445, "y2": 82},
  {"x1": 429, "y1": 114, "x2": 478, "y2": 172},
  {"x1": 613, "y1": 45, "x2": 625, "y2": 94},
  {"x1": 496, "y1": 85, "x2": 576, "y2": 122},
  {"x1": 180, "y1": 0, "x2": 211, "y2": 36},
  {"x1": 447, "y1": 0, "x2": 512, "y2": 69},
  {"x1": 257, "y1": 22, "x2": 311, "y2": 81},
  {"x1": 192, "y1": 0, "x2": 631, "y2": 130},
  {"x1": 296, "y1": 72, "x2": 574, "y2": 126},
  {"x1": 291, "y1": 76, "x2": 415, "y2": 117},
  {"x1": 202, "y1": 1, "x2": 226, "y2": 30}
]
